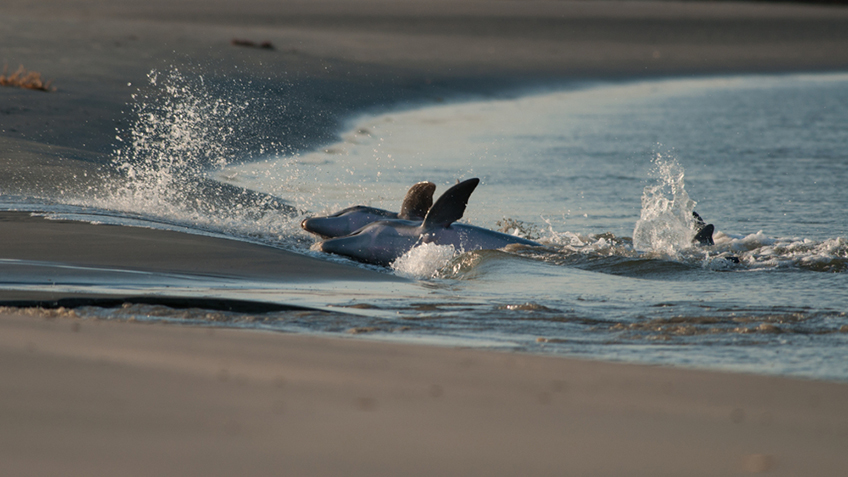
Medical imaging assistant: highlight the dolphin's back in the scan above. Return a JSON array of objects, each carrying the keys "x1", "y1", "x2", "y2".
[
  {"x1": 451, "y1": 224, "x2": 541, "y2": 249},
  {"x1": 302, "y1": 181, "x2": 436, "y2": 238},
  {"x1": 419, "y1": 223, "x2": 539, "y2": 251},
  {"x1": 302, "y1": 206, "x2": 397, "y2": 238}
]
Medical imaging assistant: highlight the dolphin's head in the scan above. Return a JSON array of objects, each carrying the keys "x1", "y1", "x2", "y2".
[
  {"x1": 319, "y1": 220, "x2": 421, "y2": 266},
  {"x1": 301, "y1": 206, "x2": 397, "y2": 239}
]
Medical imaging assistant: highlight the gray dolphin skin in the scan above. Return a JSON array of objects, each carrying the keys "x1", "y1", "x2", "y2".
[
  {"x1": 301, "y1": 181, "x2": 436, "y2": 238},
  {"x1": 319, "y1": 178, "x2": 542, "y2": 266}
]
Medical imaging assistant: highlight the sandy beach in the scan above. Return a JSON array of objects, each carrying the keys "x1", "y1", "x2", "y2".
[
  {"x1": 3, "y1": 0, "x2": 848, "y2": 475},
  {"x1": 3, "y1": 311, "x2": 847, "y2": 476}
]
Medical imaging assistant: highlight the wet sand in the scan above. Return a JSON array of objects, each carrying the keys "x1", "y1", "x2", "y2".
[
  {"x1": 0, "y1": 212, "x2": 400, "y2": 285},
  {"x1": 2, "y1": 0, "x2": 848, "y2": 475}
]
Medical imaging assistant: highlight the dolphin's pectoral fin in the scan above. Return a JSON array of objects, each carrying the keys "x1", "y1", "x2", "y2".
[
  {"x1": 693, "y1": 223, "x2": 715, "y2": 246},
  {"x1": 399, "y1": 181, "x2": 436, "y2": 220},
  {"x1": 423, "y1": 178, "x2": 480, "y2": 229}
]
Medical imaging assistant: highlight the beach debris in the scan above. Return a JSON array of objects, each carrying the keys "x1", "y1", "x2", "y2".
[
  {"x1": 0, "y1": 65, "x2": 56, "y2": 92},
  {"x1": 231, "y1": 38, "x2": 275, "y2": 50}
]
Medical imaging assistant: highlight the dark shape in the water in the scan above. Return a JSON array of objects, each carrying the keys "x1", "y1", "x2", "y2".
[
  {"x1": 301, "y1": 181, "x2": 436, "y2": 239},
  {"x1": 319, "y1": 178, "x2": 541, "y2": 266},
  {"x1": 723, "y1": 254, "x2": 741, "y2": 264},
  {"x1": 691, "y1": 211, "x2": 738, "y2": 263},
  {"x1": 231, "y1": 38, "x2": 275, "y2": 50},
  {"x1": 693, "y1": 224, "x2": 715, "y2": 246},
  {"x1": 692, "y1": 211, "x2": 715, "y2": 246}
]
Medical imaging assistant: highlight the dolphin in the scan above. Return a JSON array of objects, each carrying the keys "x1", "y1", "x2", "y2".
[
  {"x1": 692, "y1": 211, "x2": 715, "y2": 246},
  {"x1": 318, "y1": 178, "x2": 541, "y2": 266},
  {"x1": 301, "y1": 181, "x2": 436, "y2": 238}
]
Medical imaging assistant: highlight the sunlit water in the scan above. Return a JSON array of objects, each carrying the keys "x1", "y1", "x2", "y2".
[{"x1": 2, "y1": 70, "x2": 847, "y2": 380}]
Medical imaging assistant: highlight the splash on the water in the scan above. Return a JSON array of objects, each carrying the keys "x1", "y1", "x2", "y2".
[
  {"x1": 112, "y1": 69, "x2": 243, "y2": 210},
  {"x1": 632, "y1": 153, "x2": 698, "y2": 255},
  {"x1": 75, "y1": 68, "x2": 310, "y2": 246},
  {"x1": 391, "y1": 242, "x2": 458, "y2": 278},
  {"x1": 715, "y1": 232, "x2": 848, "y2": 272}
]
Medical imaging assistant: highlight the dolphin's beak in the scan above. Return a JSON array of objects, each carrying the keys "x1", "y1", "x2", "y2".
[
  {"x1": 301, "y1": 217, "x2": 330, "y2": 238},
  {"x1": 318, "y1": 237, "x2": 339, "y2": 254},
  {"x1": 319, "y1": 235, "x2": 360, "y2": 257}
]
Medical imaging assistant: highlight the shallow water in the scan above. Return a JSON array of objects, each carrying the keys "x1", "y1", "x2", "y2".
[{"x1": 3, "y1": 71, "x2": 847, "y2": 381}]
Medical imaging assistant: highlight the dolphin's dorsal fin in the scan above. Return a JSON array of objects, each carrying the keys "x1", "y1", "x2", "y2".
[
  {"x1": 422, "y1": 178, "x2": 480, "y2": 229},
  {"x1": 693, "y1": 224, "x2": 715, "y2": 246},
  {"x1": 691, "y1": 211, "x2": 715, "y2": 246},
  {"x1": 399, "y1": 181, "x2": 436, "y2": 220}
]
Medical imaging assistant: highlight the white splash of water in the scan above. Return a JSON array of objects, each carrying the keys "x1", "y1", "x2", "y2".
[
  {"x1": 111, "y1": 69, "x2": 244, "y2": 211},
  {"x1": 391, "y1": 242, "x2": 458, "y2": 279},
  {"x1": 70, "y1": 68, "x2": 309, "y2": 247},
  {"x1": 715, "y1": 233, "x2": 848, "y2": 272},
  {"x1": 632, "y1": 153, "x2": 697, "y2": 255}
]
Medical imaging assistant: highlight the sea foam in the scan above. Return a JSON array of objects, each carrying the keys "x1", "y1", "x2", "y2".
[{"x1": 391, "y1": 243, "x2": 458, "y2": 279}]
